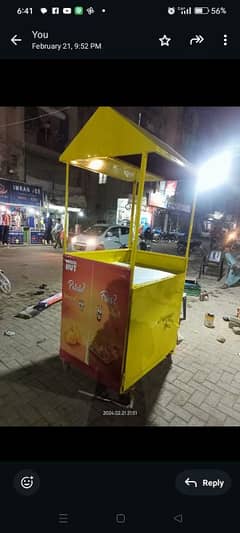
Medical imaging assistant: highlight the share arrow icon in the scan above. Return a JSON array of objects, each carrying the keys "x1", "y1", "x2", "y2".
[{"x1": 190, "y1": 34, "x2": 204, "y2": 45}]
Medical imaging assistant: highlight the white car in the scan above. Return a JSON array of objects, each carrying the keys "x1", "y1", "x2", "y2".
[{"x1": 71, "y1": 224, "x2": 130, "y2": 251}]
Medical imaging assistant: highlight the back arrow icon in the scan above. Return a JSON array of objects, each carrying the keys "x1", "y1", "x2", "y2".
[
  {"x1": 185, "y1": 477, "x2": 198, "y2": 488},
  {"x1": 174, "y1": 514, "x2": 183, "y2": 524},
  {"x1": 11, "y1": 35, "x2": 22, "y2": 46},
  {"x1": 190, "y1": 35, "x2": 204, "y2": 45}
]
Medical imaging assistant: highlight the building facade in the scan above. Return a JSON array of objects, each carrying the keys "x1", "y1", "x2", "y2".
[
  {"x1": 0, "y1": 106, "x2": 204, "y2": 230},
  {"x1": 0, "y1": 106, "x2": 89, "y2": 209}
]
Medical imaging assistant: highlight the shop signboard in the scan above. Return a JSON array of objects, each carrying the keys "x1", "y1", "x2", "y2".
[
  {"x1": 148, "y1": 191, "x2": 167, "y2": 208},
  {"x1": 165, "y1": 180, "x2": 177, "y2": 198},
  {"x1": 30, "y1": 230, "x2": 45, "y2": 244},
  {"x1": 9, "y1": 231, "x2": 24, "y2": 245},
  {"x1": 116, "y1": 197, "x2": 147, "y2": 224},
  {"x1": 0, "y1": 179, "x2": 11, "y2": 203},
  {"x1": 148, "y1": 180, "x2": 177, "y2": 208},
  {"x1": 0, "y1": 178, "x2": 42, "y2": 206},
  {"x1": 11, "y1": 182, "x2": 42, "y2": 206}
]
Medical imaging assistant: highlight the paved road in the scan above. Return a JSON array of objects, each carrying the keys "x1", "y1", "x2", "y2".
[
  {"x1": 0, "y1": 245, "x2": 63, "y2": 291},
  {"x1": 1, "y1": 245, "x2": 240, "y2": 427}
]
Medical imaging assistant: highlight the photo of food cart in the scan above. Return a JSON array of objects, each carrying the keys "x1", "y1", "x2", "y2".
[{"x1": 59, "y1": 107, "x2": 196, "y2": 395}]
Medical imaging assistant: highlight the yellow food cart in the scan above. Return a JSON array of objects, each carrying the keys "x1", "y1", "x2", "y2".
[{"x1": 59, "y1": 107, "x2": 196, "y2": 399}]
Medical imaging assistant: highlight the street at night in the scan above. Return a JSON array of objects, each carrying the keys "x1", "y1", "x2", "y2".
[
  {"x1": 2, "y1": 106, "x2": 240, "y2": 427},
  {"x1": 1, "y1": 245, "x2": 240, "y2": 426}
]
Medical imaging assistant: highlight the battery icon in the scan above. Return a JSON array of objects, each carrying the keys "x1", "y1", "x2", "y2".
[{"x1": 194, "y1": 7, "x2": 210, "y2": 14}]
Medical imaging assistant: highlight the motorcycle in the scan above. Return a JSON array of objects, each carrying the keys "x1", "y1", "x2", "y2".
[
  {"x1": 120, "y1": 237, "x2": 151, "y2": 251},
  {"x1": 152, "y1": 228, "x2": 162, "y2": 242},
  {"x1": 139, "y1": 235, "x2": 151, "y2": 251},
  {"x1": 177, "y1": 237, "x2": 202, "y2": 256},
  {"x1": 0, "y1": 269, "x2": 11, "y2": 294}
]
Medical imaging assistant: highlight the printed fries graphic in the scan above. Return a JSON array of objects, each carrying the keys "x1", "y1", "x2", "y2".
[{"x1": 63, "y1": 319, "x2": 82, "y2": 345}]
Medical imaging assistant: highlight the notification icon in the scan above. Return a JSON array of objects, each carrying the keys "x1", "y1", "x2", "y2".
[{"x1": 74, "y1": 6, "x2": 83, "y2": 15}]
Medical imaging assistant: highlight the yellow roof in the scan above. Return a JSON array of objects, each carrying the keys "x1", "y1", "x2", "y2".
[{"x1": 60, "y1": 107, "x2": 193, "y2": 182}]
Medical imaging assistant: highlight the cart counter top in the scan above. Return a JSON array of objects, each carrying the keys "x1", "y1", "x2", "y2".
[{"x1": 114, "y1": 263, "x2": 175, "y2": 286}]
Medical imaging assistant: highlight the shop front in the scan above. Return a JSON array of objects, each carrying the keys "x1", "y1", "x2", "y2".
[
  {"x1": 41, "y1": 202, "x2": 86, "y2": 249},
  {"x1": 0, "y1": 178, "x2": 43, "y2": 244},
  {"x1": 116, "y1": 196, "x2": 153, "y2": 232}
]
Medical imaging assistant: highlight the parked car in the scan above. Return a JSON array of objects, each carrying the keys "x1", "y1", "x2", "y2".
[{"x1": 71, "y1": 224, "x2": 131, "y2": 251}]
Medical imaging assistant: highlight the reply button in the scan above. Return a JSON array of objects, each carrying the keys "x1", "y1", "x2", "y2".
[{"x1": 176, "y1": 470, "x2": 232, "y2": 496}]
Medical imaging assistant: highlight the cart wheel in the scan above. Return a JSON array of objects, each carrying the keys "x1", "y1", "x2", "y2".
[
  {"x1": 62, "y1": 361, "x2": 71, "y2": 372},
  {"x1": 128, "y1": 392, "x2": 135, "y2": 409},
  {"x1": 120, "y1": 390, "x2": 135, "y2": 409}
]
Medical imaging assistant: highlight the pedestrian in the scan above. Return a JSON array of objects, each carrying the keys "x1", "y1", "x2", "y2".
[
  {"x1": 143, "y1": 225, "x2": 152, "y2": 242},
  {"x1": 0, "y1": 211, "x2": 3, "y2": 244},
  {"x1": 52, "y1": 218, "x2": 63, "y2": 248},
  {"x1": 2, "y1": 210, "x2": 11, "y2": 246},
  {"x1": 222, "y1": 247, "x2": 240, "y2": 288},
  {"x1": 43, "y1": 215, "x2": 53, "y2": 245},
  {"x1": 139, "y1": 224, "x2": 144, "y2": 237}
]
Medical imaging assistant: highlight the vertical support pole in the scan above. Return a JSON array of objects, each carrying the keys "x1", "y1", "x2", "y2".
[
  {"x1": 130, "y1": 153, "x2": 148, "y2": 286},
  {"x1": 163, "y1": 212, "x2": 169, "y2": 233},
  {"x1": 128, "y1": 180, "x2": 137, "y2": 248},
  {"x1": 176, "y1": 214, "x2": 179, "y2": 232},
  {"x1": 184, "y1": 186, "x2": 197, "y2": 274},
  {"x1": 64, "y1": 163, "x2": 70, "y2": 254}
]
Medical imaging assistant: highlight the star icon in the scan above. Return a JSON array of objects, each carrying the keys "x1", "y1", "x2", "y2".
[{"x1": 159, "y1": 34, "x2": 171, "y2": 46}]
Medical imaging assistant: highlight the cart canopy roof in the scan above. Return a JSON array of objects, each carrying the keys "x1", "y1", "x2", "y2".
[{"x1": 60, "y1": 107, "x2": 193, "y2": 182}]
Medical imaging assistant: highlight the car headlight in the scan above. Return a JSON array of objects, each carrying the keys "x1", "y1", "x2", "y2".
[{"x1": 87, "y1": 237, "x2": 97, "y2": 246}]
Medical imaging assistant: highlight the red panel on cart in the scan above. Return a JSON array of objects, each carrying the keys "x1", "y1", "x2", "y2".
[{"x1": 60, "y1": 255, "x2": 131, "y2": 391}]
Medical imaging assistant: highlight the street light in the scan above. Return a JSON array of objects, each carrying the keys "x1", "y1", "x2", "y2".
[{"x1": 197, "y1": 150, "x2": 232, "y2": 192}]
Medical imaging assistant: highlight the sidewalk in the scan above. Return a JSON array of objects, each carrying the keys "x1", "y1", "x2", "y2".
[{"x1": 1, "y1": 252, "x2": 240, "y2": 426}]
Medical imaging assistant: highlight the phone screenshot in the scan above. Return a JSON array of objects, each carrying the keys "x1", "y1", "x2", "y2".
[
  {"x1": 0, "y1": 1, "x2": 237, "y2": 59},
  {"x1": 0, "y1": 3, "x2": 239, "y2": 531}
]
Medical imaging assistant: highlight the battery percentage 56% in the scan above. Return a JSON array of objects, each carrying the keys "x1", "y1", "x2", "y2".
[
  {"x1": 194, "y1": 7, "x2": 227, "y2": 15},
  {"x1": 211, "y1": 7, "x2": 227, "y2": 14}
]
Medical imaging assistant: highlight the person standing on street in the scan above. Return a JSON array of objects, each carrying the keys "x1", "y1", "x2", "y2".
[
  {"x1": 52, "y1": 218, "x2": 63, "y2": 248},
  {"x1": 43, "y1": 215, "x2": 53, "y2": 245},
  {"x1": 2, "y1": 210, "x2": 11, "y2": 246},
  {"x1": 0, "y1": 211, "x2": 3, "y2": 244},
  {"x1": 143, "y1": 225, "x2": 152, "y2": 242}
]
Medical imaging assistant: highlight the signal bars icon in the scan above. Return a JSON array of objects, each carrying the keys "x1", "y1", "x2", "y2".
[
  {"x1": 168, "y1": 6, "x2": 192, "y2": 15},
  {"x1": 178, "y1": 6, "x2": 192, "y2": 15}
]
